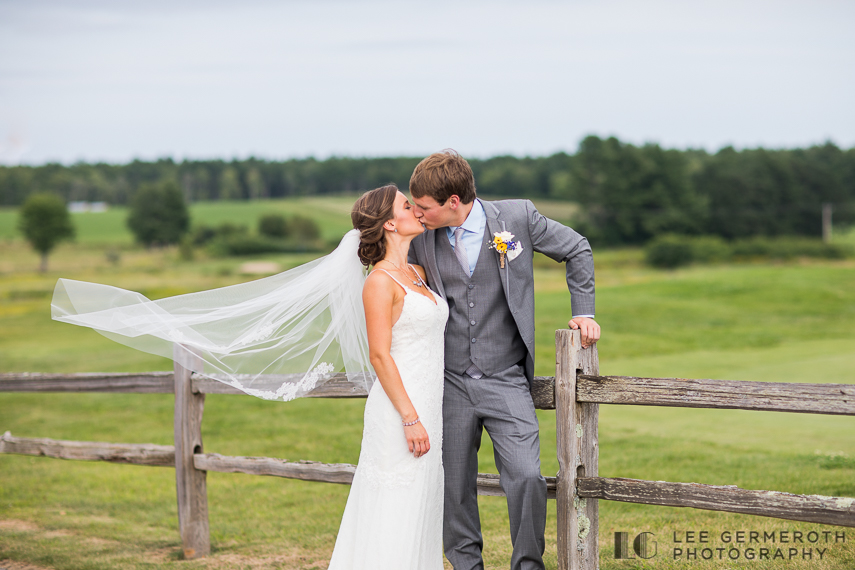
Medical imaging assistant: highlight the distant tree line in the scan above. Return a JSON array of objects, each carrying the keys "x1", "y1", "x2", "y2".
[
  {"x1": 2, "y1": 136, "x2": 853, "y2": 245},
  {"x1": 567, "y1": 138, "x2": 855, "y2": 244}
]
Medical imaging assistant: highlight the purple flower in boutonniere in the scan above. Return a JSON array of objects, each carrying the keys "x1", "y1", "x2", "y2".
[{"x1": 489, "y1": 231, "x2": 522, "y2": 268}]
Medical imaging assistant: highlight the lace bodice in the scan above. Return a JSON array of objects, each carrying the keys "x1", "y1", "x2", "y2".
[{"x1": 388, "y1": 286, "x2": 447, "y2": 422}]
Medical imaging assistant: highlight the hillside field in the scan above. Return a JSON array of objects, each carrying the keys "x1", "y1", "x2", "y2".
[{"x1": 1, "y1": 196, "x2": 854, "y2": 569}]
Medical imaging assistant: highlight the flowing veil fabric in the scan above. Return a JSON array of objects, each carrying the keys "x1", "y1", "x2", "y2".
[{"x1": 51, "y1": 229, "x2": 375, "y2": 400}]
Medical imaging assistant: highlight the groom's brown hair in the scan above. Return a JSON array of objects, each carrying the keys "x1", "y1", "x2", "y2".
[{"x1": 409, "y1": 149, "x2": 476, "y2": 205}]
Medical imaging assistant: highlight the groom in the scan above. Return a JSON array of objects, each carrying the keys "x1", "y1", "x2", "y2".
[{"x1": 408, "y1": 150, "x2": 600, "y2": 570}]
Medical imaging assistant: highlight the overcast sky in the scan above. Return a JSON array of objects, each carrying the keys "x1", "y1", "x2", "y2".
[{"x1": 1, "y1": 0, "x2": 853, "y2": 165}]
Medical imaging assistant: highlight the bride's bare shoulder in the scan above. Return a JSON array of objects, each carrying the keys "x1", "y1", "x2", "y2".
[
  {"x1": 364, "y1": 268, "x2": 399, "y2": 293},
  {"x1": 362, "y1": 270, "x2": 404, "y2": 313}
]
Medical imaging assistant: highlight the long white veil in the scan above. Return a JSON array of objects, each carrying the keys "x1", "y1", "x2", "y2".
[{"x1": 51, "y1": 229, "x2": 375, "y2": 401}]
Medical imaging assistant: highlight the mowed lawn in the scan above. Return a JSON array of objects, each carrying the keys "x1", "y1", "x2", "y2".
[{"x1": 1, "y1": 197, "x2": 854, "y2": 569}]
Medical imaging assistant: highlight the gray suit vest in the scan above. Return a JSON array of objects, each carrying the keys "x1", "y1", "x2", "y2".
[{"x1": 436, "y1": 230, "x2": 527, "y2": 377}]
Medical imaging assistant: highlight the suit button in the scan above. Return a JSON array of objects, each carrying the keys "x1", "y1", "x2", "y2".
[
  {"x1": 471, "y1": 338, "x2": 477, "y2": 343},
  {"x1": 468, "y1": 284, "x2": 474, "y2": 289},
  {"x1": 469, "y1": 302, "x2": 474, "y2": 307},
  {"x1": 470, "y1": 320, "x2": 476, "y2": 326}
]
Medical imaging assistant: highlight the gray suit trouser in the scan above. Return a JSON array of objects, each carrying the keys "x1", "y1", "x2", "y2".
[{"x1": 443, "y1": 365, "x2": 547, "y2": 570}]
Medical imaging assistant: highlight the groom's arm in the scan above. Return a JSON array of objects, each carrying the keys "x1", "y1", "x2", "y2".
[{"x1": 523, "y1": 201, "x2": 598, "y2": 344}]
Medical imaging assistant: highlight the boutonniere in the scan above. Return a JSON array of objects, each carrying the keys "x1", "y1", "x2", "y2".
[{"x1": 489, "y1": 231, "x2": 522, "y2": 268}]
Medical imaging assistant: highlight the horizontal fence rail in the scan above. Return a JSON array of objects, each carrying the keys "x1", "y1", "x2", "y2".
[
  {"x1": 0, "y1": 373, "x2": 558, "y2": 410},
  {"x1": 0, "y1": 432, "x2": 558, "y2": 499},
  {"x1": 577, "y1": 477, "x2": 855, "y2": 528},
  {"x1": 0, "y1": 372, "x2": 174, "y2": 393},
  {"x1": 7, "y1": 373, "x2": 854, "y2": 415},
  {"x1": 577, "y1": 375, "x2": 855, "y2": 415},
  {"x1": 194, "y1": 373, "x2": 558, "y2": 409},
  {"x1": 0, "y1": 431, "x2": 174, "y2": 467}
]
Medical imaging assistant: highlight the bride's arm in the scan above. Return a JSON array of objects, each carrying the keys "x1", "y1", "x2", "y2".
[{"x1": 363, "y1": 273, "x2": 431, "y2": 458}]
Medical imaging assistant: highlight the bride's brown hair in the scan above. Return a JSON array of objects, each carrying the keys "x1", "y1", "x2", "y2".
[{"x1": 351, "y1": 184, "x2": 398, "y2": 267}]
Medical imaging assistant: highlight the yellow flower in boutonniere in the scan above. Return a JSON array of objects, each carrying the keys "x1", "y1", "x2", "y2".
[{"x1": 489, "y1": 231, "x2": 520, "y2": 268}]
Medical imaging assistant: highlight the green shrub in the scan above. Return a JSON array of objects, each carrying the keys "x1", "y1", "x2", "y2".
[
  {"x1": 258, "y1": 214, "x2": 290, "y2": 238},
  {"x1": 208, "y1": 234, "x2": 324, "y2": 257},
  {"x1": 730, "y1": 237, "x2": 775, "y2": 258},
  {"x1": 689, "y1": 235, "x2": 732, "y2": 263},
  {"x1": 191, "y1": 225, "x2": 218, "y2": 245},
  {"x1": 290, "y1": 215, "x2": 321, "y2": 241},
  {"x1": 731, "y1": 237, "x2": 850, "y2": 260},
  {"x1": 194, "y1": 214, "x2": 324, "y2": 257},
  {"x1": 191, "y1": 222, "x2": 248, "y2": 246},
  {"x1": 645, "y1": 234, "x2": 694, "y2": 269},
  {"x1": 214, "y1": 235, "x2": 287, "y2": 256},
  {"x1": 645, "y1": 235, "x2": 851, "y2": 269}
]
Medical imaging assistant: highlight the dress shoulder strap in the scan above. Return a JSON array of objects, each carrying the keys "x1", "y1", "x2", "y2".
[
  {"x1": 374, "y1": 268, "x2": 410, "y2": 292},
  {"x1": 407, "y1": 264, "x2": 427, "y2": 288}
]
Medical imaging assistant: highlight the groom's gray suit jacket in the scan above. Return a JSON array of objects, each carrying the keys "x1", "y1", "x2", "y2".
[{"x1": 409, "y1": 198, "x2": 595, "y2": 385}]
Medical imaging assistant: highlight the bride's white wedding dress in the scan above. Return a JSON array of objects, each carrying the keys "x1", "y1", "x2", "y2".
[{"x1": 328, "y1": 271, "x2": 449, "y2": 570}]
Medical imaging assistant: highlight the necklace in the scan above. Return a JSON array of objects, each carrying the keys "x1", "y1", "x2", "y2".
[{"x1": 383, "y1": 259, "x2": 424, "y2": 288}]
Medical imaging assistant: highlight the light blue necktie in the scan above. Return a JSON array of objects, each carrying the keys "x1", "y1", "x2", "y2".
[{"x1": 453, "y1": 227, "x2": 470, "y2": 276}]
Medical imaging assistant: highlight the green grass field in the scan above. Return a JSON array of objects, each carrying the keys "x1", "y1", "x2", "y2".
[{"x1": 1, "y1": 197, "x2": 854, "y2": 569}]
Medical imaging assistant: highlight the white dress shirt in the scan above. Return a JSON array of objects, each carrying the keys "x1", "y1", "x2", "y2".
[{"x1": 445, "y1": 199, "x2": 487, "y2": 276}]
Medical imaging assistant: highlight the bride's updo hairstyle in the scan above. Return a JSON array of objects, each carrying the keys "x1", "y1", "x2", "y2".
[{"x1": 351, "y1": 184, "x2": 398, "y2": 267}]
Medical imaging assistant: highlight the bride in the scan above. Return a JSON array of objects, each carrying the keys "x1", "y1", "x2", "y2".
[
  {"x1": 51, "y1": 184, "x2": 448, "y2": 569},
  {"x1": 330, "y1": 184, "x2": 448, "y2": 569}
]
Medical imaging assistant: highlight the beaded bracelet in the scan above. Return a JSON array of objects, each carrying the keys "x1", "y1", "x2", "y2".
[{"x1": 402, "y1": 417, "x2": 420, "y2": 427}]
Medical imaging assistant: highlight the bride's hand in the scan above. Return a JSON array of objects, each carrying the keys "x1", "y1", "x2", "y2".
[{"x1": 404, "y1": 422, "x2": 430, "y2": 458}]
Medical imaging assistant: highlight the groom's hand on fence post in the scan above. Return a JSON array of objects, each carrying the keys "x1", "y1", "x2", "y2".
[{"x1": 569, "y1": 317, "x2": 600, "y2": 348}]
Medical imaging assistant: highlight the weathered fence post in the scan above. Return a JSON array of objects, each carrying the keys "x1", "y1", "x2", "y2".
[
  {"x1": 173, "y1": 344, "x2": 210, "y2": 558},
  {"x1": 556, "y1": 329, "x2": 600, "y2": 570}
]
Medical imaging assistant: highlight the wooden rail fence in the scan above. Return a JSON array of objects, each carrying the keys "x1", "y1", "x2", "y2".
[{"x1": 2, "y1": 329, "x2": 854, "y2": 569}]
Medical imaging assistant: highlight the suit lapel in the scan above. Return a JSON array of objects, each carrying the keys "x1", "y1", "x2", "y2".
[
  {"x1": 482, "y1": 200, "x2": 511, "y2": 304},
  {"x1": 423, "y1": 229, "x2": 445, "y2": 298},
  {"x1": 483, "y1": 200, "x2": 530, "y2": 351}
]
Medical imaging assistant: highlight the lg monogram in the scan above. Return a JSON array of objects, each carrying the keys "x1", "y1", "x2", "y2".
[{"x1": 614, "y1": 532, "x2": 657, "y2": 559}]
